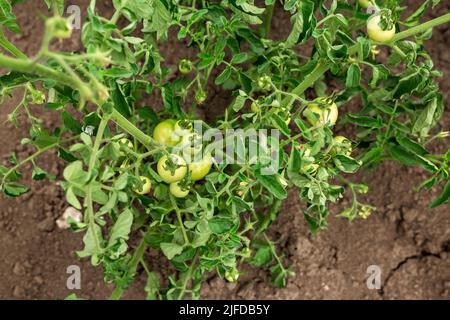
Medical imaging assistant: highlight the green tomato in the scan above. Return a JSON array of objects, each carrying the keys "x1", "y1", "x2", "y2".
[
  {"x1": 180, "y1": 132, "x2": 203, "y2": 160},
  {"x1": 169, "y1": 181, "x2": 189, "y2": 198},
  {"x1": 157, "y1": 154, "x2": 187, "y2": 183},
  {"x1": 257, "y1": 75, "x2": 272, "y2": 91},
  {"x1": 134, "y1": 176, "x2": 151, "y2": 195},
  {"x1": 301, "y1": 163, "x2": 319, "y2": 175},
  {"x1": 224, "y1": 269, "x2": 239, "y2": 283},
  {"x1": 178, "y1": 59, "x2": 193, "y2": 74},
  {"x1": 332, "y1": 135, "x2": 352, "y2": 156},
  {"x1": 367, "y1": 15, "x2": 396, "y2": 43},
  {"x1": 195, "y1": 88, "x2": 207, "y2": 104},
  {"x1": 306, "y1": 99, "x2": 338, "y2": 126},
  {"x1": 358, "y1": 0, "x2": 372, "y2": 8},
  {"x1": 153, "y1": 119, "x2": 181, "y2": 146},
  {"x1": 174, "y1": 120, "x2": 193, "y2": 137},
  {"x1": 189, "y1": 153, "x2": 213, "y2": 181},
  {"x1": 119, "y1": 138, "x2": 133, "y2": 156},
  {"x1": 240, "y1": 247, "x2": 251, "y2": 258},
  {"x1": 250, "y1": 101, "x2": 260, "y2": 113},
  {"x1": 46, "y1": 16, "x2": 73, "y2": 39}
]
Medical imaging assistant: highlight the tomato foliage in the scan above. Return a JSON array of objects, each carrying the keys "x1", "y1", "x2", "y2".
[{"x1": 0, "y1": 0, "x2": 449, "y2": 299}]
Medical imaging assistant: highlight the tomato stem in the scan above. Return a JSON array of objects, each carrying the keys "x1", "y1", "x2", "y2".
[
  {"x1": 0, "y1": 30, "x2": 27, "y2": 59},
  {"x1": 261, "y1": 2, "x2": 275, "y2": 38},
  {"x1": 391, "y1": 12, "x2": 450, "y2": 43},
  {"x1": 282, "y1": 12, "x2": 450, "y2": 108},
  {"x1": 110, "y1": 235, "x2": 148, "y2": 300}
]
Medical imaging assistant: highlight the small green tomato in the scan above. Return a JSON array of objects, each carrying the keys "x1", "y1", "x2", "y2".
[
  {"x1": 180, "y1": 132, "x2": 203, "y2": 160},
  {"x1": 157, "y1": 154, "x2": 187, "y2": 183},
  {"x1": 301, "y1": 163, "x2": 319, "y2": 175},
  {"x1": 331, "y1": 136, "x2": 352, "y2": 156},
  {"x1": 46, "y1": 16, "x2": 73, "y2": 39},
  {"x1": 358, "y1": 0, "x2": 372, "y2": 9},
  {"x1": 153, "y1": 119, "x2": 181, "y2": 146},
  {"x1": 169, "y1": 181, "x2": 189, "y2": 198},
  {"x1": 306, "y1": 99, "x2": 339, "y2": 126},
  {"x1": 195, "y1": 88, "x2": 207, "y2": 104},
  {"x1": 119, "y1": 138, "x2": 133, "y2": 156},
  {"x1": 367, "y1": 15, "x2": 396, "y2": 43},
  {"x1": 189, "y1": 153, "x2": 213, "y2": 181},
  {"x1": 250, "y1": 101, "x2": 260, "y2": 113},
  {"x1": 224, "y1": 268, "x2": 239, "y2": 283},
  {"x1": 178, "y1": 59, "x2": 193, "y2": 74},
  {"x1": 134, "y1": 176, "x2": 152, "y2": 195},
  {"x1": 256, "y1": 75, "x2": 272, "y2": 91},
  {"x1": 174, "y1": 120, "x2": 193, "y2": 137}
]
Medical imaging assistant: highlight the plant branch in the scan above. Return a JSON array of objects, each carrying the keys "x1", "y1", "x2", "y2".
[{"x1": 110, "y1": 234, "x2": 148, "y2": 300}]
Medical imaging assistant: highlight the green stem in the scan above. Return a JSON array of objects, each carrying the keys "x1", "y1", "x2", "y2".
[
  {"x1": 176, "y1": 254, "x2": 198, "y2": 300},
  {"x1": 261, "y1": 3, "x2": 275, "y2": 38},
  {"x1": 110, "y1": 109, "x2": 154, "y2": 148},
  {"x1": 85, "y1": 116, "x2": 109, "y2": 256},
  {"x1": 170, "y1": 194, "x2": 190, "y2": 245},
  {"x1": 0, "y1": 136, "x2": 78, "y2": 187},
  {"x1": 282, "y1": 13, "x2": 450, "y2": 108},
  {"x1": 280, "y1": 62, "x2": 329, "y2": 108},
  {"x1": 0, "y1": 54, "x2": 93, "y2": 99},
  {"x1": 391, "y1": 13, "x2": 450, "y2": 43},
  {"x1": 110, "y1": 235, "x2": 148, "y2": 300},
  {"x1": 0, "y1": 30, "x2": 27, "y2": 59}
]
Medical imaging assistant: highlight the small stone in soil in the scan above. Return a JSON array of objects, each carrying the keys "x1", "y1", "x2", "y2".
[
  {"x1": 13, "y1": 262, "x2": 25, "y2": 275},
  {"x1": 12, "y1": 286, "x2": 25, "y2": 298},
  {"x1": 37, "y1": 217, "x2": 55, "y2": 232},
  {"x1": 33, "y1": 276, "x2": 44, "y2": 285}
]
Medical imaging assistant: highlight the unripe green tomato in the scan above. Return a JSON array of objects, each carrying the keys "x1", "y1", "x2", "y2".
[
  {"x1": 225, "y1": 269, "x2": 239, "y2": 283},
  {"x1": 189, "y1": 153, "x2": 213, "y2": 181},
  {"x1": 119, "y1": 138, "x2": 133, "y2": 156},
  {"x1": 241, "y1": 247, "x2": 251, "y2": 258},
  {"x1": 250, "y1": 101, "x2": 260, "y2": 113},
  {"x1": 306, "y1": 100, "x2": 338, "y2": 126},
  {"x1": 134, "y1": 176, "x2": 152, "y2": 195},
  {"x1": 301, "y1": 163, "x2": 319, "y2": 174},
  {"x1": 271, "y1": 99, "x2": 280, "y2": 108},
  {"x1": 332, "y1": 135, "x2": 352, "y2": 156},
  {"x1": 178, "y1": 59, "x2": 193, "y2": 74},
  {"x1": 180, "y1": 132, "x2": 203, "y2": 159},
  {"x1": 46, "y1": 16, "x2": 73, "y2": 39},
  {"x1": 358, "y1": 0, "x2": 372, "y2": 8},
  {"x1": 257, "y1": 75, "x2": 272, "y2": 91},
  {"x1": 367, "y1": 15, "x2": 396, "y2": 43},
  {"x1": 153, "y1": 119, "x2": 181, "y2": 146},
  {"x1": 169, "y1": 181, "x2": 189, "y2": 198},
  {"x1": 195, "y1": 89, "x2": 207, "y2": 104},
  {"x1": 174, "y1": 120, "x2": 193, "y2": 137},
  {"x1": 157, "y1": 154, "x2": 187, "y2": 183}
]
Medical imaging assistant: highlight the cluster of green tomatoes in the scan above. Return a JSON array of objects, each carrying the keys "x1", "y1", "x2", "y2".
[{"x1": 121, "y1": 120, "x2": 213, "y2": 198}]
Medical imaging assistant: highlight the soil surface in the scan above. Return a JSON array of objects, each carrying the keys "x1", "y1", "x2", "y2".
[{"x1": 0, "y1": 0, "x2": 449, "y2": 300}]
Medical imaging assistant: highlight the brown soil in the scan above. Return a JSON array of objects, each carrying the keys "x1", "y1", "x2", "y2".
[{"x1": 0, "y1": 0, "x2": 449, "y2": 300}]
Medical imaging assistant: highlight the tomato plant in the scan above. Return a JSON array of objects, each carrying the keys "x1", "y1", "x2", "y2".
[{"x1": 0, "y1": 0, "x2": 449, "y2": 300}]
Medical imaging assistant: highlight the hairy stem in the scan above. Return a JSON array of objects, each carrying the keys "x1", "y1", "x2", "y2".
[
  {"x1": 0, "y1": 30, "x2": 27, "y2": 59},
  {"x1": 282, "y1": 13, "x2": 450, "y2": 107},
  {"x1": 110, "y1": 235, "x2": 148, "y2": 300},
  {"x1": 261, "y1": 3, "x2": 275, "y2": 38},
  {"x1": 392, "y1": 13, "x2": 450, "y2": 42}
]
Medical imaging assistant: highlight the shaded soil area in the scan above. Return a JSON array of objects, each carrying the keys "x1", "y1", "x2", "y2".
[{"x1": 0, "y1": 0, "x2": 449, "y2": 300}]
